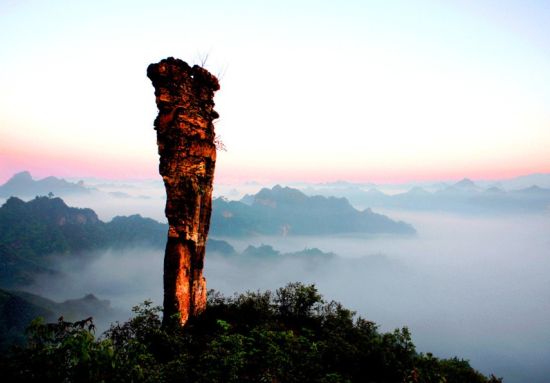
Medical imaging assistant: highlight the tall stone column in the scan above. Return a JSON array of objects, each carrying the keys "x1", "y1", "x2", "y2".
[{"x1": 147, "y1": 57, "x2": 220, "y2": 326}]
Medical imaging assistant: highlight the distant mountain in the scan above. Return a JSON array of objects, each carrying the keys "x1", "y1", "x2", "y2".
[
  {"x1": 207, "y1": 238, "x2": 237, "y2": 255},
  {"x1": 0, "y1": 171, "x2": 161, "y2": 202},
  {"x1": 0, "y1": 196, "x2": 166, "y2": 268},
  {"x1": 501, "y1": 173, "x2": 550, "y2": 189},
  {"x1": 436, "y1": 178, "x2": 484, "y2": 196},
  {"x1": 212, "y1": 185, "x2": 415, "y2": 236},
  {"x1": 239, "y1": 244, "x2": 336, "y2": 261},
  {"x1": 514, "y1": 185, "x2": 550, "y2": 196},
  {"x1": 300, "y1": 184, "x2": 388, "y2": 208},
  {"x1": 239, "y1": 193, "x2": 255, "y2": 205},
  {"x1": 0, "y1": 288, "x2": 114, "y2": 350},
  {"x1": 0, "y1": 171, "x2": 93, "y2": 198},
  {"x1": 0, "y1": 196, "x2": 237, "y2": 288},
  {"x1": 301, "y1": 179, "x2": 550, "y2": 214},
  {"x1": 0, "y1": 197, "x2": 162, "y2": 288},
  {"x1": 0, "y1": 288, "x2": 53, "y2": 349},
  {"x1": 105, "y1": 214, "x2": 167, "y2": 248},
  {"x1": 453, "y1": 178, "x2": 478, "y2": 190},
  {"x1": 0, "y1": 196, "x2": 106, "y2": 287}
]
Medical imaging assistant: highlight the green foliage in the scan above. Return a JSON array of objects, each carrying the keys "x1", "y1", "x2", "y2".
[
  {"x1": 0, "y1": 197, "x2": 168, "y2": 289},
  {"x1": 2, "y1": 316, "x2": 116, "y2": 382},
  {"x1": 0, "y1": 283, "x2": 500, "y2": 382}
]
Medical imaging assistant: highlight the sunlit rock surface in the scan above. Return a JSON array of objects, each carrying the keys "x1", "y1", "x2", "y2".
[{"x1": 147, "y1": 57, "x2": 219, "y2": 326}]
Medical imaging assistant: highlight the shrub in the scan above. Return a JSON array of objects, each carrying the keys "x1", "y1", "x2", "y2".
[{"x1": 0, "y1": 283, "x2": 501, "y2": 382}]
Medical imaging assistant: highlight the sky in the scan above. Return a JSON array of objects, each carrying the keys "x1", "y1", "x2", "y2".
[{"x1": 1, "y1": 0, "x2": 549, "y2": 184}]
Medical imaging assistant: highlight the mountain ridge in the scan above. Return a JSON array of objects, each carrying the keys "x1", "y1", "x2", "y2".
[
  {"x1": 0, "y1": 171, "x2": 92, "y2": 198},
  {"x1": 301, "y1": 180, "x2": 550, "y2": 213},
  {"x1": 0, "y1": 288, "x2": 115, "y2": 350},
  {"x1": 213, "y1": 185, "x2": 415, "y2": 236}
]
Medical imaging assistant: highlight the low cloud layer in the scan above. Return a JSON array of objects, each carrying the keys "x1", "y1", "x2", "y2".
[{"x1": 25, "y1": 211, "x2": 550, "y2": 383}]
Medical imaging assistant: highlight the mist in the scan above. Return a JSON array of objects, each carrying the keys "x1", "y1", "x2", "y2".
[
  {"x1": 27, "y1": 247, "x2": 164, "y2": 333},
  {"x1": 208, "y1": 211, "x2": 550, "y2": 382},
  {"x1": 20, "y1": 208, "x2": 550, "y2": 382}
]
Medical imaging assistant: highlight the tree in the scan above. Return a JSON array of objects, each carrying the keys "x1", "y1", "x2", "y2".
[{"x1": 0, "y1": 283, "x2": 503, "y2": 383}]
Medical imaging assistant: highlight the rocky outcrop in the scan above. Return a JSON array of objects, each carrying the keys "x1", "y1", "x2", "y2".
[{"x1": 147, "y1": 58, "x2": 220, "y2": 326}]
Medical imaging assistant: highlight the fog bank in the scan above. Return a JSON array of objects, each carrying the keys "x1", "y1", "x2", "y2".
[
  {"x1": 25, "y1": 211, "x2": 550, "y2": 383},
  {"x1": 209, "y1": 211, "x2": 550, "y2": 383}
]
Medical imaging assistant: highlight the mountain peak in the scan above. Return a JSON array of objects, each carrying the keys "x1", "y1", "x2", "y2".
[
  {"x1": 10, "y1": 171, "x2": 33, "y2": 181},
  {"x1": 0, "y1": 171, "x2": 90, "y2": 198},
  {"x1": 517, "y1": 185, "x2": 549, "y2": 194},
  {"x1": 254, "y1": 185, "x2": 307, "y2": 205},
  {"x1": 212, "y1": 185, "x2": 415, "y2": 236},
  {"x1": 454, "y1": 178, "x2": 477, "y2": 188}
]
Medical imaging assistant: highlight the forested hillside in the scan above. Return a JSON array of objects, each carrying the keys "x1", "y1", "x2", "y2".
[{"x1": 0, "y1": 283, "x2": 501, "y2": 383}]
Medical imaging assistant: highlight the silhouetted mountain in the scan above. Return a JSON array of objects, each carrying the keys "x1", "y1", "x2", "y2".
[
  {"x1": 0, "y1": 288, "x2": 53, "y2": 349},
  {"x1": 0, "y1": 196, "x2": 162, "y2": 288},
  {"x1": 301, "y1": 185, "x2": 389, "y2": 208},
  {"x1": 0, "y1": 196, "x2": 105, "y2": 287},
  {"x1": 106, "y1": 215, "x2": 167, "y2": 248},
  {"x1": 362, "y1": 187, "x2": 393, "y2": 205},
  {"x1": 0, "y1": 288, "x2": 115, "y2": 350},
  {"x1": 453, "y1": 178, "x2": 479, "y2": 190},
  {"x1": 0, "y1": 171, "x2": 93, "y2": 198},
  {"x1": 0, "y1": 196, "x2": 239, "y2": 288},
  {"x1": 435, "y1": 179, "x2": 483, "y2": 198},
  {"x1": 10, "y1": 290, "x2": 113, "y2": 323},
  {"x1": 239, "y1": 193, "x2": 255, "y2": 205},
  {"x1": 514, "y1": 185, "x2": 550, "y2": 196},
  {"x1": 212, "y1": 185, "x2": 415, "y2": 236},
  {"x1": 238, "y1": 244, "x2": 336, "y2": 261},
  {"x1": 206, "y1": 239, "x2": 237, "y2": 255},
  {"x1": 501, "y1": 172, "x2": 550, "y2": 189},
  {"x1": 301, "y1": 181, "x2": 550, "y2": 213}
]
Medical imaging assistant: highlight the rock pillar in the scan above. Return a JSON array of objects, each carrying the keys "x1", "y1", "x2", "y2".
[{"x1": 147, "y1": 57, "x2": 219, "y2": 326}]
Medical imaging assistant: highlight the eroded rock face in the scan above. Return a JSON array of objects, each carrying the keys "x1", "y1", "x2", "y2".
[{"x1": 147, "y1": 57, "x2": 219, "y2": 326}]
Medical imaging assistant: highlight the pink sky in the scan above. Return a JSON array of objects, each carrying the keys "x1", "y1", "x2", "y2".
[
  {"x1": 1, "y1": 1, "x2": 549, "y2": 186},
  {"x1": 2, "y1": 142, "x2": 548, "y2": 185}
]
